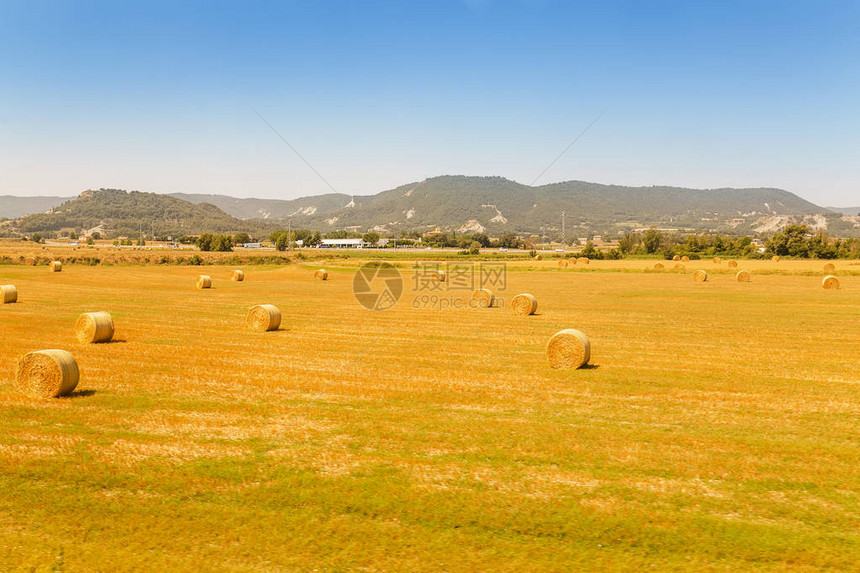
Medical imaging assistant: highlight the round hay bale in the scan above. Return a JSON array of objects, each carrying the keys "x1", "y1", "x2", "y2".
[
  {"x1": 727, "y1": 260, "x2": 738, "y2": 268},
  {"x1": 511, "y1": 293, "x2": 538, "y2": 316},
  {"x1": 772, "y1": 255, "x2": 780, "y2": 262},
  {"x1": 23, "y1": 257, "x2": 36, "y2": 266},
  {"x1": 558, "y1": 259, "x2": 568, "y2": 268},
  {"x1": 75, "y1": 312, "x2": 114, "y2": 343},
  {"x1": 196, "y1": 275, "x2": 212, "y2": 289},
  {"x1": 314, "y1": 269, "x2": 328, "y2": 280},
  {"x1": 50, "y1": 261, "x2": 62, "y2": 272},
  {"x1": 232, "y1": 270, "x2": 245, "y2": 282},
  {"x1": 546, "y1": 329, "x2": 591, "y2": 369},
  {"x1": 653, "y1": 263, "x2": 665, "y2": 270},
  {"x1": 712, "y1": 257, "x2": 722, "y2": 264},
  {"x1": 823, "y1": 263, "x2": 836, "y2": 273},
  {"x1": 736, "y1": 270, "x2": 752, "y2": 282},
  {"x1": 681, "y1": 255, "x2": 690, "y2": 263},
  {"x1": 471, "y1": 288, "x2": 495, "y2": 308},
  {"x1": 436, "y1": 270, "x2": 446, "y2": 282},
  {"x1": 15, "y1": 350, "x2": 80, "y2": 398},
  {"x1": 674, "y1": 263, "x2": 685, "y2": 271},
  {"x1": 1, "y1": 284, "x2": 18, "y2": 304},
  {"x1": 822, "y1": 275, "x2": 840, "y2": 290},
  {"x1": 247, "y1": 304, "x2": 281, "y2": 332},
  {"x1": 693, "y1": 270, "x2": 708, "y2": 282},
  {"x1": 534, "y1": 254, "x2": 542, "y2": 260},
  {"x1": 672, "y1": 255, "x2": 681, "y2": 261},
  {"x1": 577, "y1": 257, "x2": 589, "y2": 265}
]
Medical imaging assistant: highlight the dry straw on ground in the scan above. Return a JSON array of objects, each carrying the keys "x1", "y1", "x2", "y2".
[
  {"x1": 50, "y1": 261, "x2": 62, "y2": 272},
  {"x1": 546, "y1": 329, "x2": 591, "y2": 369},
  {"x1": 511, "y1": 293, "x2": 538, "y2": 315},
  {"x1": 681, "y1": 255, "x2": 690, "y2": 262},
  {"x1": 15, "y1": 349, "x2": 80, "y2": 399},
  {"x1": 196, "y1": 275, "x2": 212, "y2": 289},
  {"x1": 1, "y1": 284, "x2": 17, "y2": 304},
  {"x1": 693, "y1": 270, "x2": 708, "y2": 282},
  {"x1": 823, "y1": 263, "x2": 836, "y2": 273},
  {"x1": 727, "y1": 260, "x2": 738, "y2": 268},
  {"x1": 75, "y1": 311, "x2": 114, "y2": 343},
  {"x1": 653, "y1": 263, "x2": 664, "y2": 270},
  {"x1": 472, "y1": 288, "x2": 495, "y2": 308},
  {"x1": 314, "y1": 269, "x2": 328, "y2": 280},
  {"x1": 232, "y1": 270, "x2": 245, "y2": 282},
  {"x1": 247, "y1": 304, "x2": 281, "y2": 332},
  {"x1": 577, "y1": 257, "x2": 590, "y2": 265},
  {"x1": 822, "y1": 275, "x2": 840, "y2": 290},
  {"x1": 736, "y1": 270, "x2": 752, "y2": 282},
  {"x1": 772, "y1": 255, "x2": 781, "y2": 262},
  {"x1": 558, "y1": 259, "x2": 568, "y2": 268}
]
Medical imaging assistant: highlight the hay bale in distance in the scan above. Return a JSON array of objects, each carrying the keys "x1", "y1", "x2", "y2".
[
  {"x1": 558, "y1": 259, "x2": 568, "y2": 268},
  {"x1": 49, "y1": 261, "x2": 62, "y2": 272},
  {"x1": 247, "y1": 304, "x2": 281, "y2": 332},
  {"x1": 693, "y1": 270, "x2": 708, "y2": 282},
  {"x1": 75, "y1": 312, "x2": 114, "y2": 343},
  {"x1": 577, "y1": 257, "x2": 590, "y2": 265},
  {"x1": 232, "y1": 270, "x2": 245, "y2": 282},
  {"x1": 196, "y1": 275, "x2": 212, "y2": 289},
  {"x1": 736, "y1": 270, "x2": 752, "y2": 282},
  {"x1": 823, "y1": 263, "x2": 836, "y2": 273},
  {"x1": 546, "y1": 329, "x2": 591, "y2": 369},
  {"x1": 534, "y1": 254, "x2": 542, "y2": 260},
  {"x1": 23, "y1": 257, "x2": 36, "y2": 266},
  {"x1": 727, "y1": 260, "x2": 738, "y2": 268},
  {"x1": 674, "y1": 263, "x2": 685, "y2": 271},
  {"x1": 822, "y1": 275, "x2": 840, "y2": 290},
  {"x1": 511, "y1": 293, "x2": 538, "y2": 316},
  {"x1": 772, "y1": 255, "x2": 780, "y2": 262},
  {"x1": 314, "y1": 269, "x2": 328, "y2": 280},
  {"x1": 1, "y1": 284, "x2": 17, "y2": 304},
  {"x1": 713, "y1": 257, "x2": 722, "y2": 264},
  {"x1": 436, "y1": 270, "x2": 446, "y2": 282},
  {"x1": 15, "y1": 350, "x2": 80, "y2": 398},
  {"x1": 672, "y1": 255, "x2": 681, "y2": 261},
  {"x1": 653, "y1": 262, "x2": 665, "y2": 270},
  {"x1": 472, "y1": 288, "x2": 495, "y2": 308},
  {"x1": 681, "y1": 255, "x2": 690, "y2": 263}
]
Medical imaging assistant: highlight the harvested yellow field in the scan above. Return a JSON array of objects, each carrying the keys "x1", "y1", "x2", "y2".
[{"x1": 1, "y1": 253, "x2": 859, "y2": 571}]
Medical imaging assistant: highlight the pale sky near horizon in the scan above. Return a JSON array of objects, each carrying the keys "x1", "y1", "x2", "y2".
[{"x1": 1, "y1": 1, "x2": 858, "y2": 207}]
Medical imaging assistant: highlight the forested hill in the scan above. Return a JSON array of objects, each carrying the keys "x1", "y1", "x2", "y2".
[{"x1": 12, "y1": 189, "x2": 255, "y2": 237}]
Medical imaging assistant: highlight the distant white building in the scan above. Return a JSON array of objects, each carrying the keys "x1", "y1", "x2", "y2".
[{"x1": 321, "y1": 238, "x2": 365, "y2": 248}]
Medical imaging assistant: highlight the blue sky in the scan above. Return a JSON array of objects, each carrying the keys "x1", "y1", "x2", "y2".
[{"x1": 1, "y1": 0, "x2": 858, "y2": 206}]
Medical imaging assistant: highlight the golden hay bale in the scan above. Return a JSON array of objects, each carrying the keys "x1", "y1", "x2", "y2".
[
  {"x1": 511, "y1": 293, "x2": 538, "y2": 316},
  {"x1": 653, "y1": 262, "x2": 665, "y2": 270},
  {"x1": 672, "y1": 255, "x2": 681, "y2": 261},
  {"x1": 534, "y1": 254, "x2": 542, "y2": 260},
  {"x1": 822, "y1": 275, "x2": 840, "y2": 290},
  {"x1": 546, "y1": 329, "x2": 591, "y2": 369},
  {"x1": 23, "y1": 256, "x2": 36, "y2": 266},
  {"x1": 823, "y1": 263, "x2": 836, "y2": 273},
  {"x1": 736, "y1": 270, "x2": 752, "y2": 282},
  {"x1": 674, "y1": 263, "x2": 685, "y2": 271},
  {"x1": 247, "y1": 304, "x2": 281, "y2": 332},
  {"x1": 472, "y1": 288, "x2": 495, "y2": 308},
  {"x1": 693, "y1": 270, "x2": 708, "y2": 282},
  {"x1": 1, "y1": 284, "x2": 17, "y2": 304},
  {"x1": 15, "y1": 350, "x2": 80, "y2": 398},
  {"x1": 577, "y1": 257, "x2": 589, "y2": 265},
  {"x1": 232, "y1": 270, "x2": 245, "y2": 282},
  {"x1": 681, "y1": 255, "x2": 690, "y2": 263},
  {"x1": 772, "y1": 255, "x2": 780, "y2": 262},
  {"x1": 196, "y1": 275, "x2": 212, "y2": 289},
  {"x1": 436, "y1": 270, "x2": 446, "y2": 282},
  {"x1": 49, "y1": 261, "x2": 62, "y2": 272},
  {"x1": 712, "y1": 257, "x2": 722, "y2": 264},
  {"x1": 75, "y1": 312, "x2": 114, "y2": 344},
  {"x1": 558, "y1": 259, "x2": 568, "y2": 268},
  {"x1": 727, "y1": 260, "x2": 738, "y2": 268},
  {"x1": 314, "y1": 269, "x2": 328, "y2": 280}
]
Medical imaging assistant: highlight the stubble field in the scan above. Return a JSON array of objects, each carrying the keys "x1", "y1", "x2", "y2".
[{"x1": 1, "y1": 249, "x2": 859, "y2": 571}]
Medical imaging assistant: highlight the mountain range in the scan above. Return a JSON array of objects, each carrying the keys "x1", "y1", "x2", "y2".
[{"x1": 2, "y1": 176, "x2": 859, "y2": 238}]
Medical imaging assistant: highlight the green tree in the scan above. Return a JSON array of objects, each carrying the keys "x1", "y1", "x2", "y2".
[
  {"x1": 362, "y1": 232, "x2": 380, "y2": 246},
  {"x1": 642, "y1": 227, "x2": 663, "y2": 254},
  {"x1": 618, "y1": 231, "x2": 639, "y2": 254},
  {"x1": 197, "y1": 233, "x2": 215, "y2": 252},
  {"x1": 233, "y1": 232, "x2": 251, "y2": 245},
  {"x1": 496, "y1": 233, "x2": 522, "y2": 249}
]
